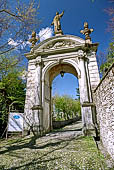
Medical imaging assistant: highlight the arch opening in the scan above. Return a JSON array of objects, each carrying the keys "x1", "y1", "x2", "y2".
[
  {"x1": 49, "y1": 63, "x2": 78, "y2": 85},
  {"x1": 52, "y1": 73, "x2": 79, "y2": 99},
  {"x1": 42, "y1": 61, "x2": 82, "y2": 131},
  {"x1": 51, "y1": 73, "x2": 82, "y2": 127}
]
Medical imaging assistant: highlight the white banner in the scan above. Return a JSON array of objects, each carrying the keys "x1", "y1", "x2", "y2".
[{"x1": 7, "y1": 113, "x2": 24, "y2": 132}]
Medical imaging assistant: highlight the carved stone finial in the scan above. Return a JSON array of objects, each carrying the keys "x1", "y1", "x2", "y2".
[
  {"x1": 29, "y1": 31, "x2": 39, "y2": 48},
  {"x1": 80, "y1": 22, "x2": 93, "y2": 44},
  {"x1": 51, "y1": 11, "x2": 64, "y2": 36}
]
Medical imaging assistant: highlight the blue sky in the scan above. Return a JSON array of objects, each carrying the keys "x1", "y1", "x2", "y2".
[
  {"x1": 37, "y1": 0, "x2": 112, "y2": 98},
  {"x1": 39, "y1": 0, "x2": 112, "y2": 52}
]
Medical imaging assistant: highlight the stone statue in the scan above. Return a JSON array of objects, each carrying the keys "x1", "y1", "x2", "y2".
[
  {"x1": 51, "y1": 11, "x2": 64, "y2": 35},
  {"x1": 80, "y1": 22, "x2": 93, "y2": 44},
  {"x1": 29, "y1": 31, "x2": 39, "y2": 48}
]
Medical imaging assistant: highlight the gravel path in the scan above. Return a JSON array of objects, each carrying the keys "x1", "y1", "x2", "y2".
[
  {"x1": 45, "y1": 121, "x2": 83, "y2": 140},
  {"x1": 0, "y1": 121, "x2": 111, "y2": 170}
]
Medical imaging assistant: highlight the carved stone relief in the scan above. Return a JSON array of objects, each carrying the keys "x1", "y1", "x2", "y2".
[{"x1": 43, "y1": 40, "x2": 80, "y2": 50}]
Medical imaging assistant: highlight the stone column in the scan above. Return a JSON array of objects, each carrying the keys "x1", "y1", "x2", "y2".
[
  {"x1": 50, "y1": 86, "x2": 53, "y2": 130},
  {"x1": 32, "y1": 56, "x2": 43, "y2": 135},
  {"x1": 78, "y1": 50, "x2": 95, "y2": 135}
]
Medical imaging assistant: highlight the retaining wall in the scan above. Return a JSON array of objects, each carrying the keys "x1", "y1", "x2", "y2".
[
  {"x1": 93, "y1": 63, "x2": 114, "y2": 160},
  {"x1": 52, "y1": 116, "x2": 81, "y2": 129}
]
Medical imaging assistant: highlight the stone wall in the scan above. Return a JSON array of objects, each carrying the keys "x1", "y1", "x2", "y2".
[
  {"x1": 52, "y1": 116, "x2": 81, "y2": 129},
  {"x1": 93, "y1": 63, "x2": 114, "y2": 160}
]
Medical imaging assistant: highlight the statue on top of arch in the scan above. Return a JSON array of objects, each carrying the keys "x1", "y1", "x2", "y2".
[{"x1": 51, "y1": 11, "x2": 64, "y2": 35}]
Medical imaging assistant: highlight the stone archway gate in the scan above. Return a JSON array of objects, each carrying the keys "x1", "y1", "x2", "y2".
[{"x1": 24, "y1": 35, "x2": 100, "y2": 135}]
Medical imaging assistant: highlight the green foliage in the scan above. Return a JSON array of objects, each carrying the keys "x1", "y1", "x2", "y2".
[
  {"x1": 76, "y1": 88, "x2": 80, "y2": 99},
  {"x1": 0, "y1": 53, "x2": 26, "y2": 107},
  {"x1": 99, "y1": 0, "x2": 114, "y2": 76},
  {"x1": 100, "y1": 40, "x2": 114, "y2": 75},
  {"x1": 0, "y1": 53, "x2": 26, "y2": 136},
  {"x1": 53, "y1": 95, "x2": 81, "y2": 121},
  {"x1": 0, "y1": 72, "x2": 26, "y2": 104}
]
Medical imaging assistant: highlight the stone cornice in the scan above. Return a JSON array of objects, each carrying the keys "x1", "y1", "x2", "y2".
[
  {"x1": 24, "y1": 34, "x2": 99, "y2": 60},
  {"x1": 25, "y1": 44, "x2": 98, "y2": 60},
  {"x1": 35, "y1": 56, "x2": 42, "y2": 65}
]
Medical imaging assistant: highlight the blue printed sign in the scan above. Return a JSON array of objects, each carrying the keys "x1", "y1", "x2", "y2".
[
  {"x1": 13, "y1": 115, "x2": 20, "y2": 119},
  {"x1": 8, "y1": 113, "x2": 23, "y2": 132}
]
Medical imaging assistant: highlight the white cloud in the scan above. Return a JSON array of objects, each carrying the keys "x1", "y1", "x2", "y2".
[
  {"x1": 8, "y1": 38, "x2": 30, "y2": 49},
  {"x1": 8, "y1": 27, "x2": 53, "y2": 49},
  {"x1": 8, "y1": 38, "x2": 19, "y2": 46},
  {"x1": 26, "y1": 40, "x2": 31, "y2": 46},
  {"x1": 38, "y1": 27, "x2": 53, "y2": 42}
]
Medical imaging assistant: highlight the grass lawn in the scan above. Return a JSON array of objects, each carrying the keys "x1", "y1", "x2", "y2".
[{"x1": 0, "y1": 133, "x2": 112, "y2": 170}]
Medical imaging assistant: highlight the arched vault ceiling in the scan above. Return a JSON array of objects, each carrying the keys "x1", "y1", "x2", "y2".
[{"x1": 49, "y1": 63, "x2": 78, "y2": 84}]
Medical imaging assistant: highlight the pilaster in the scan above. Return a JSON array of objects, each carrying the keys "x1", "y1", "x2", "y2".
[
  {"x1": 24, "y1": 59, "x2": 36, "y2": 132},
  {"x1": 78, "y1": 50, "x2": 95, "y2": 135},
  {"x1": 87, "y1": 51, "x2": 100, "y2": 91},
  {"x1": 32, "y1": 56, "x2": 44, "y2": 135}
]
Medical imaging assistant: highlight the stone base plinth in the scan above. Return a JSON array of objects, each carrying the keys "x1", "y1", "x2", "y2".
[
  {"x1": 32, "y1": 125, "x2": 43, "y2": 136},
  {"x1": 55, "y1": 30, "x2": 63, "y2": 36},
  {"x1": 82, "y1": 125, "x2": 96, "y2": 136}
]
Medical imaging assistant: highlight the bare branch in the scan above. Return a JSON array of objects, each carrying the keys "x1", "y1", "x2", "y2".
[
  {"x1": 0, "y1": 41, "x2": 24, "y2": 55},
  {"x1": 0, "y1": 26, "x2": 24, "y2": 50},
  {"x1": 0, "y1": 0, "x2": 40, "y2": 55},
  {"x1": 0, "y1": 9, "x2": 22, "y2": 19}
]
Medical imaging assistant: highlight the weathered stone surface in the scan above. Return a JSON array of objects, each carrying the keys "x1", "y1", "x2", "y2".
[
  {"x1": 24, "y1": 35, "x2": 100, "y2": 137},
  {"x1": 93, "y1": 63, "x2": 114, "y2": 160}
]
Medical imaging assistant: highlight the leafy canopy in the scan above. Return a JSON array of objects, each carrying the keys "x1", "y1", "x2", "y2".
[
  {"x1": 0, "y1": 53, "x2": 26, "y2": 127},
  {"x1": 53, "y1": 95, "x2": 81, "y2": 121}
]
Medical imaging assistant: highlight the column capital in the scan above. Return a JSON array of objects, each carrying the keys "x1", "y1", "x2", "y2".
[
  {"x1": 35, "y1": 56, "x2": 43, "y2": 67},
  {"x1": 78, "y1": 54, "x2": 88, "y2": 62},
  {"x1": 78, "y1": 50, "x2": 86, "y2": 59},
  {"x1": 77, "y1": 50, "x2": 89, "y2": 63},
  {"x1": 87, "y1": 51, "x2": 96, "y2": 57}
]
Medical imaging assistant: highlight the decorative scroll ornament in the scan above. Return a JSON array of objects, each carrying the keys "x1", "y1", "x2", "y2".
[{"x1": 43, "y1": 40, "x2": 80, "y2": 50}]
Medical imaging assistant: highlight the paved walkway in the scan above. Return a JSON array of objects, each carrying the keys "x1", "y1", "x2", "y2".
[{"x1": 45, "y1": 121, "x2": 83, "y2": 140}]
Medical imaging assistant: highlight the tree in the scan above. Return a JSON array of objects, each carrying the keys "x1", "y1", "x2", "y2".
[
  {"x1": 0, "y1": 0, "x2": 41, "y2": 137},
  {"x1": 97, "y1": 0, "x2": 114, "y2": 76},
  {"x1": 0, "y1": 0, "x2": 40, "y2": 55},
  {"x1": 105, "y1": 0, "x2": 114, "y2": 32},
  {"x1": 0, "y1": 53, "x2": 26, "y2": 137},
  {"x1": 99, "y1": 42, "x2": 114, "y2": 74},
  {"x1": 76, "y1": 88, "x2": 80, "y2": 100},
  {"x1": 53, "y1": 95, "x2": 81, "y2": 121}
]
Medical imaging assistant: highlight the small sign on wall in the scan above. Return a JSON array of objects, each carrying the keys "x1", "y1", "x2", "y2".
[{"x1": 7, "y1": 113, "x2": 24, "y2": 132}]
